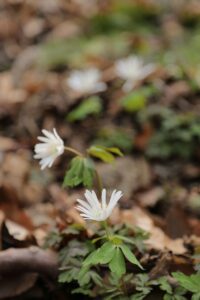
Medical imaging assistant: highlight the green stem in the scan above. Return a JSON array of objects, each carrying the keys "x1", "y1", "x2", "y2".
[
  {"x1": 102, "y1": 220, "x2": 110, "y2": 239},
  {"x1": 64, "y1": 146, "x2": 83, "y2": 157}
]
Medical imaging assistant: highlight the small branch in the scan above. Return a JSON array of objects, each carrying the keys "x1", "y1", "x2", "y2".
[{"x1": 0, "y1": 246, "x2": 58, "y2": 279}]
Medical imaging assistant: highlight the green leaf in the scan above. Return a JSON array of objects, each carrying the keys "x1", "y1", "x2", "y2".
[
  {"x1": 121, "y1": 90, "x2": 146, "y2": 112},
  {"x1": 72, "y1": 286, "x2": 92, "y2": 296},
  {"x1": 90, "y1": 270, "x2": 103, "y2": 286},
  {"x1": 77, "y1": 266, "x2": 90, "y2": 286},
  {"x1": 120, "y1": 244, "x2": 143, "y2": 269},
  {"x1": 163, "y1": 295, "x2": 172, "y2": 300},
  {"x1": 58, "y1": 268, "x2": 79, "y2": 283},
  {"x1": 131, "y1": 293, "x2": 149, "y2": 300},
  {"x1": 106, "y1": 147, "x2": 123, "y2": 157},
  {"x1": 121, "y1": 86, "x2": 158, "y2": 113},
  {"x1": 158, "y1": 277, "x2": 172, "y2": 294},
  {"x1": 83, "y1": 249, "x2": 101, "y2": 266},
  {"x1": 44, "y1": 230, "x2": 63, "y2": 248},
  {"x1": 192, "y1": 293, "x2": 200, "y2": 300},
  {"x1": 82, "y1": 158, "x2": 95, "y2": 188},
  {"x1": 67, "y1": 96, "x2": 102, "y2": 122},
  {"x1": 109, "y1": 248, "x2": 126, "y2": 278},
  {"x1": 63, "y1": 157, "x2": 95, "y2": 188},
  {"x1": 172, "y1": 272, "x2": 200, "y2": 293},
  {"x1": 88, "y1": 145, "x2": 115, "y2": 163},
  {"x1": 98, "y1": 242, "x2": 116, "y2": 264},
  {"x1": 63, "y1": 156, "x2": 84, "y2": 187},
  {"x1": 83, "y1": 242, "x2": 116, "y2": 266},
  {"x1": 88, "y1": 145, "x2": 122, "y2": 163},
  {"x1": 77, "y1": 268, "x2": 103, "y2": 287}
]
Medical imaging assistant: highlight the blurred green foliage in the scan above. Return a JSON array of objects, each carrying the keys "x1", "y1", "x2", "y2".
[
  {"x1": 93, "y1": 128, "x2": 133, "y2": 153},
  {"x1": 67, "y1": 96, "x2": 102, "y2": 122},
  {"x1": 88, "y1": 145, "x2": 123, "y2": 163},
  {"x1": 63, "y1": 157, "x2": 95, "y2": 188},
  {"x1": 90, "y1": 1, "x2": 159, "y2": 35},
  {"x1": 140, "y1": 106, "x2": 200, "y2": 159},
  {"x1": 121, "y1": 85, "x2": 158, "y2": 113},
  {"x1": 39, "y1": 34, "x2": 131, "y2": 69}
]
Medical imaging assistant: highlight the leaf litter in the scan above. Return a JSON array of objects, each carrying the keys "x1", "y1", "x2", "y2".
[{"x1": 0, "y1": 0, "x2": 200, "y2": 299}]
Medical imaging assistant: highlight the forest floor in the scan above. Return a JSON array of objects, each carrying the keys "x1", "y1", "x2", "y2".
[{"x1": 0, "y1": 0, "x2": 200, "y2": 299}]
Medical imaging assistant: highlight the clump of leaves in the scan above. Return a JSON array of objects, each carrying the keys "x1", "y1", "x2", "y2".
[
  {"x1": 63, "y1": 157, "x2": 95, "y2": 188},
  {"x1": 90, "y1": 1, "x2": 160, "y2": 35},
  {"x1": 48, "y1": 223, "x2": 149, "y2": 299},
  {"x1": 45, "y1": 224, "x2": 200, "y2": 299},
  {"x1": 139, "y1": 106, "x2": 200, "y2": 159},
  {"x1": 63, "y1": 145, "x2": 123, "y2": 189},
  {"x1": 158, "y1": 276, "x2": 187, "y2": 300},
  {"x1": 172, "y1": 272, "x2": 200, "y2": 299}
]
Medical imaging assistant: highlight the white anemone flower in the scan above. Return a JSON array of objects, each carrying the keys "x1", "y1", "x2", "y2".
[
  {"x1": 115, "y1": 55, "x2": 155, "y2": 92},
  {"x1": 67, "y1": 68, "x2": 107, "y2": 94},
  {"x1": 34, "y1": 128, "x2": 64, "y2": 170},
  {"x1": 76, "y1": 189, "x2": 123, "y2": 221}
]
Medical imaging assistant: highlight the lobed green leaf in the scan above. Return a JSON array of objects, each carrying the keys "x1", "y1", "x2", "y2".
[
  {"x1": 109, "y1": 248, "x2": 126, "y2": 278},
  {"x1": 120, "y1": 244, "x2": 143, "y2": 269}
]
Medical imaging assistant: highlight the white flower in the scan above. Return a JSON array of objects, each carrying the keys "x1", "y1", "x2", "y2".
[
  {"x1": 67, "y1": 68, "x2": 107, "y2": 94},
  {"x1": 34, "y1": 128, "x2": 64, "y2": 170},
  {"x1": 115, "y1": 55, "x2": 155, "y2": 92},
  {"x1": 76, "y1": 189, "x2": 123, "y2": 221}
]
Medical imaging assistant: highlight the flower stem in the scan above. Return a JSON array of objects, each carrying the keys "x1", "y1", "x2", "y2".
[
  {"x1": 64, "y1": 146, "x2": 83, "y2": 157},
  {"x1": 102, "y1": 220, "x2": 110, "y2": 239}
]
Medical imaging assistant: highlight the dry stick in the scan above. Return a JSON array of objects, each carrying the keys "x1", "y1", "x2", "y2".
[{"x1": 0, "y1": 246, "x2": 58, "y2": 278}]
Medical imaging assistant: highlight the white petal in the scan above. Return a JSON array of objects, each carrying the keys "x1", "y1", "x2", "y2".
[
  {"x1": 84, "y1": 190, "x2": 101, "y2": 210},
  {"x1": 101, "y1": 189, "x2": 107, "y2": 210},
  {"x1": 42, "y1": 129, "x2": 57, "y2": 142},
  {"x1": 53, "y1": 128, "x2": 64, "y2": 144},
  {"x1": 37, "y1": 136, "x2": 50, "y2": 143},
  {"x1": 77, "y1": 199, "x2": 92, "y2": 210},
  {"x1": 39, "y1": 156, "x2": 54, "y2": 170},
  {"x1": 76, "y1": 205, "x2": 91, "y2": 214},
  {"x1": 106, "y1": 190, "x2": 123, "y2": 216},
  {"x1": 79, "y1": 213, "x2": 94, "y2": 220}
]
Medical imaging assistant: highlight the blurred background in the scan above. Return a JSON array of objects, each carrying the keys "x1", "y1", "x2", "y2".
[
  {"x1": 1, "y1": 0, "x2": 200, "y2": 298},
  {"x1": 0, "y1": 0, "x2": 200, "y2": 264}
]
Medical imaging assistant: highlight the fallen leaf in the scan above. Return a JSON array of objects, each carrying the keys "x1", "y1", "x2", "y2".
[
  {"x1": 97, "y1": 157, "x2": 152, "y2": 198},
  {"x1": 111, "y1": 207, "x2": 186, "y2": 254}
]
